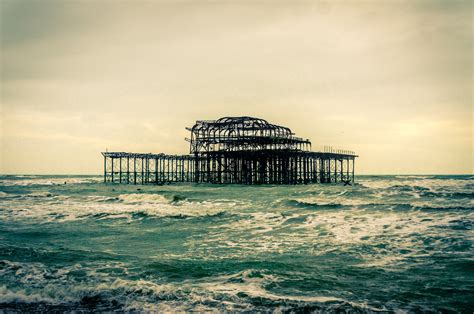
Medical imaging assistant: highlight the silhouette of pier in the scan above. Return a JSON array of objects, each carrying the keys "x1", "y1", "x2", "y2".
[{"x1": 102, "y1": 117, "x2": 357, "y2": 185}]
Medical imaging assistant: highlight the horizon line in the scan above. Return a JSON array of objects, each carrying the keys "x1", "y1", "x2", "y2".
[{"x1": 0, "y1": 173, "x2": 473, "y2": 176}]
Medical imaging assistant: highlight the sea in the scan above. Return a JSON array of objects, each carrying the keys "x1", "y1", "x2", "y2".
[{"x1": 0, "y1": 175, "x2": 473, "y2": 312}]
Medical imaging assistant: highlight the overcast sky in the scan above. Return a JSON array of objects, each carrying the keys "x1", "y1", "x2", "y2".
[{"x1": 1, "y1": 0, "x2": 472, "y2": 174}]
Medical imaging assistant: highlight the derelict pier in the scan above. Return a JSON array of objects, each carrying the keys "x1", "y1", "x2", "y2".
[{"x1": 102, "y1": 117, "x2": 357, "y2": 185}]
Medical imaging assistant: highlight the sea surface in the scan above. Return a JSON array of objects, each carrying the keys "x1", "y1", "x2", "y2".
[{"x1": 0, "y1": 175, "x2": 473, "y2": 312}]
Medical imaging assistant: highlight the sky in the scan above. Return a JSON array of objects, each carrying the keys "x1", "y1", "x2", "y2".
[{"x1": 1, "y1": 0, "x2": 472, "y2": 175}]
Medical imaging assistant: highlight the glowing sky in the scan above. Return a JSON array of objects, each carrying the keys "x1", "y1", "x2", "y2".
[{"x1": 1, "y1": 1, "x2": 472, "y2": 174}]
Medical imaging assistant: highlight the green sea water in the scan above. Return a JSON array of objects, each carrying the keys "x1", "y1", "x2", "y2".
[{"x1": 0, "y1": 175, "x2": 473, "y2": 312}]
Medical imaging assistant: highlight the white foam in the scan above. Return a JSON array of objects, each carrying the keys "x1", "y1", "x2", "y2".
[
  {"x1": 118, "y1": 193, "x2": 169, "y2": 204},
  {"x1": 26, "y1": 192, "x2": 53, "y2": 198},
  {"x1": 0, "y1": 191, "x2": 11, "y2": 198},
  {"x1": 0, "y1": 191, "x2": 230, "y2": 222},
  {"x1": 195, "y1": 270, "x2": 385, "y2": 311},
  {"x1": 0, "y1": 285, "x2": 56, "y2": 304},
  {"x1": 0, "y1": 177, "x2": 102, "y2": 187}
]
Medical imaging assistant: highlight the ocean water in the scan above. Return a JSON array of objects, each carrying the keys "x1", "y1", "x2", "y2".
[{"x1": 0, "y1": 175, "x2": 473, "y2": 312}]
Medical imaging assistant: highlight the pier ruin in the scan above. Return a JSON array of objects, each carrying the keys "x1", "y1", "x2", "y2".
[{"x1": 102, "y1": 116, "x2": 357, "y2": 185}]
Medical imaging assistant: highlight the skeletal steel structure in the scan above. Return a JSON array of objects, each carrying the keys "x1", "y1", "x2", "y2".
[{"x1": 102, "y1": 116, "x2": 357, "y2": 185}]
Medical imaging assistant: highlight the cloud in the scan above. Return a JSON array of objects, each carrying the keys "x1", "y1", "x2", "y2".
[{"x1": 0, "y1": 1, "x2": 472, "y2": 174}]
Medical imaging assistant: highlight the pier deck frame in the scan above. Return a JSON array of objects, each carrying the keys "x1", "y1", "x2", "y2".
[{"x1": 102, "y1": 150, "x2": 356, "y2": 185}]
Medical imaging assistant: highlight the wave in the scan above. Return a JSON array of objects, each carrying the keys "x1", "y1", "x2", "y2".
[
  {"x1": 0, "y1": 177, "x2": 102, "y2": 187},
  {"x1": 25, "y1": 192, "x2": 54, "y2": 198},
  {"x1": 117, "y1": 193, "x2": 196, "y2": 205},
  {"x1": 0, "y1": 286, "x2": 56, "y2": 304},
  {"x1": 285, "y1": 199, "x2": 345, "y2": 209},
  {"x1": 387, "y1": 185, "x2": 430, "y2": 192},
  {"x1": 118, "y1": 193, "x2": 169, "y2": 204},
  {"x1": 0, "y1": 192, "x2": 14, "y2": 198},
  {"x1": 0, "y1": 190, "x2": 235, "y2": 222},
  {"x1": 283, "y1": 197, "x2": 404, "y2": 209},
  {"x1": 419, "y1": 191, "x2": 474, "y2": 199},
  {"x1": 413, "y1": 205, "x2": 474, "y2": 211},
  {"x1": 358, "y1": 176, "x2": 474, "y2": 191},
  {"x1": 73, "y1": 210, "x2": 227, "y2": 221},
  {"x1": 394, "y1": 175, "x2": 434, "y2": 180},
  {"x1": 0, "y1": 264, "x2": 388, "y2": 312},
  {"x1": 86, "y1": 195, "x2": 120, "y2": 202},
  {"x1": 281, "y1": 197, "x2": 474, "y2": 212}
]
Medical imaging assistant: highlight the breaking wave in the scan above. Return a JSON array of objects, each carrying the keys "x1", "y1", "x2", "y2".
[{"x1": 0, "y1": 174, "x2": 473, "y2": 312}]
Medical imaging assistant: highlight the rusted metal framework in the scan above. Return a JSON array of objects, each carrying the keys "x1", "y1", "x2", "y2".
[
  {"x1": 102, "y1": 116, "x2": 357, "y2": 185},
  {"x1": 186, "y1": 117, "x2": 311, "y2": 153}
]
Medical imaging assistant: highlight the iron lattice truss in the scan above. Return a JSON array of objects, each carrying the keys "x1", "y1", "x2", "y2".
[
  {"x1": 186, "y1": 116, "x2": 311, "y2": 153},
  {"x1": 102, "y1": 116, "x2": 357, "y2": 185}
]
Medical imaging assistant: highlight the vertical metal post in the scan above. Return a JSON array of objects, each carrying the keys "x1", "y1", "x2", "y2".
[
  {"x1": 111, "y1": 158, "x2": 114, "y2": 183},
  {"x1": 155, "y1": 158, "x2": 158, "y2": 184},
  {"x1": 119, "y1": 157, "x2": 122, "y2": 183},
  {"x1": 346, "y1": 158, "x2": 349, "y2": 182},
  {"x1": 167, "y1": 157, "x2": 170, "y2": 182},
  {"x1": 352, "y1": 158, "x2": 355, "y2": 183},
  {"x1": 141, "y1": 158, "x2": 144, "y2": 185},
  {"x1": 340, "y1": 159, "x2": 343, "y2": 182},
  {"x1": 194, "y1": 153, "x2": 199, "y2": 183},
  {"x1": 103, "y1": 155, "x2": 107, "y2": 183},
  {"x1": 134, "y1": 157, "x2": 137, "y2": 185}
]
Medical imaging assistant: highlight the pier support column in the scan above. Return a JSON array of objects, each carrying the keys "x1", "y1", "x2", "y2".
[
  {"x1": 119, "y1": 158, "x2": 122, "y2": 183},
  {"x1": 134, "y1": 157, "x2": 137, "y2": 185},
  {"x1": 194, "y1": 153, "x2": 199, "y2": 183},
  {"x1": 352, "y1": 158, "x2": 355, "y2": 183},
  {"x1": 111, "y1": 158, "x2": 114, "y2": 183},
  {"x1": 346, "y1": 158, "x2": 349, "y2": 182},
  {"x1": 155, "y1": 158, "x2": 158, "y2": 184},
  {"x1": 103, "y1": 155, "x2": 107, "y2": 183},
  {"x1": 141, "y1": 158, "x2": 145, "y2": 185},
  {"x1": 340, "y1": 160, "x2": 343, "y2": 183},
  {"x1": 127, "y1": 157, "x2": 130, "y2": 184}
]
